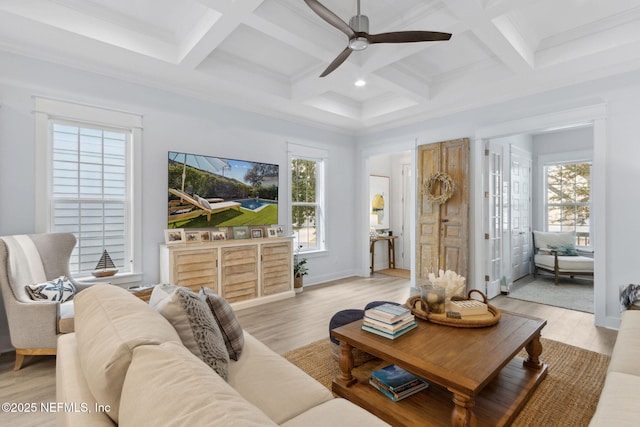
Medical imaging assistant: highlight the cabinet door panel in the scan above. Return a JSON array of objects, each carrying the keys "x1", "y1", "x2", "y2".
[
  {"x1": 262, "y1": 242, "x2": 292, "y2": 295},
  {"x1": 172, "y1": 248, "x2": 217, "y2": 293},
  {"x1": 221, "y1": 246, "x2": 258, "y2": 302}
]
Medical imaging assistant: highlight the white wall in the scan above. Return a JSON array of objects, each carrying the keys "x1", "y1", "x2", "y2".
[{"x1": 0, "y1": 51, "x2": 357, "y2": 350}]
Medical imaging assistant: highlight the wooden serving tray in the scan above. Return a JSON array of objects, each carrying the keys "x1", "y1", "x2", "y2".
[{"x1": 407, "y1": 290, "x2": 501, "y2": 328}]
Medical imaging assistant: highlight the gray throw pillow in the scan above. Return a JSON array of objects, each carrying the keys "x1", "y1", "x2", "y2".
[
  {"x1": 199, "y1": 287, "x2": 245, "y2": 361},
  {"x1": 149, "y1": 284, "x2": 229, "y2": 380}
]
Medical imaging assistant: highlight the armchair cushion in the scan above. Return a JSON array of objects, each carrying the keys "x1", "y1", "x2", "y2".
[
  {"x1": 533, "y1": 231, "x2": 575, "y2": 252},
  {"x1": 534, "y1": 254, "x2": 594, "y2": 272},
  {"x1": 25, "y1": 275, "x2": 77, "y2": 302}
]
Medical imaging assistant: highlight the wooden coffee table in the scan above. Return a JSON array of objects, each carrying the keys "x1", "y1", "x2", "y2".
[{"x1": 331, "y1": 311, "x2": 547, "y2": 427}]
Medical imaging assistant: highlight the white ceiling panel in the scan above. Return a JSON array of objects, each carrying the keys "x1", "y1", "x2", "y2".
[{"x1": 0, "y1": 0, "x2": 639, "y2": 133}]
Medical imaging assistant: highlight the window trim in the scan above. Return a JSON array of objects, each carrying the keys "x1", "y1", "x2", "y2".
[
  {"x1": 34, "y1": 97, "x2": 143, "y2": 279},
  {"x1": 288, "y1": 143, "x2": 327, "y2": 254}
]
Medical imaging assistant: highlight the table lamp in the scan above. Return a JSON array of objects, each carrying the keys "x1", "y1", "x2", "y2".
[{"x1": 370, "y1": 213, "x2": 378, "y2": 238}]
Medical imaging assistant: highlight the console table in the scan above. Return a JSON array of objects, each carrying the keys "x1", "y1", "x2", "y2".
[
  {"x1": 369, "y1": 235, "x2": 398, "y2": 274},
  {"x1": 159, "y1": 237, "x2": 294, "y2": 309}
]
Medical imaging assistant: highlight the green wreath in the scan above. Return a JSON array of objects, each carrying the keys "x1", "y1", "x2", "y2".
[{"x1": 424, "y1": 172, "x2": 456, "y2": 204}]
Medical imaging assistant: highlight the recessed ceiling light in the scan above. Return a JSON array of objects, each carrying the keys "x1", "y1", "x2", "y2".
[{"x1": 354, "y1": 79, "x2": 366, "y2": 87}]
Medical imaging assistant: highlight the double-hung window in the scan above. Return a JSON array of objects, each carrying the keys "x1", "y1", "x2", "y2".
[
  {"x1": 289, "y1": 144, "x2": 326, "y2": 252},
  {"x1": 35, "y1": 98, "x2": 142, "y2": 278},
  {"x1": 544, "y1": 161, "x2": 592, "y2": 246}
]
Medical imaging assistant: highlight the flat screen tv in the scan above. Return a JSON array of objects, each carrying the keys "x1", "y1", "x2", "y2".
[{"x1": 168, "y1": 151, "x2": 278, "y2": 229}]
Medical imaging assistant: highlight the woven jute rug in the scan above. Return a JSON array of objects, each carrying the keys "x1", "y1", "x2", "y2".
[{"x1": 283, "y1": 337, "x2": 609, "y2": 427}]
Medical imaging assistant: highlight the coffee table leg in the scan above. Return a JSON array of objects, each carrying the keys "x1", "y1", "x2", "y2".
[
  {"x1": 335, "y1": 341, "x2": 358, "y2": 387},
  {"x1": 523, "y1": 333, "x2": 544, "y2": 370},
  {"x1": 451, "y1": 393, "x2": 477, "y2": 427}
]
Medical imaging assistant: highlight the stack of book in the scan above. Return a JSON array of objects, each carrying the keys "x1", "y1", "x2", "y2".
[
  {"x1": 369, "y1": 364, "x2": 429, "y2": 401},
  {"x1": 362, "y1": 303, "x2": 417, "y2": 339}
]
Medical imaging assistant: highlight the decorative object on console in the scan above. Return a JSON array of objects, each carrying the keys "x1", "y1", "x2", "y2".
[
  {"x1": 91, "y1": 249, "x2": 118, "y2": 277},
  {"x1": 211, "y1": 230, "x2": 226, "y2": 241},
  {"x1": 233, "y1": 226, "x2": 250, "y2": 240},
  {"x1": 185, "y1": 230, "x2": 200, "y2": 242},
  {"x1": 165, "y1": 228, "x2": 185, "y2": 245},
  {"x1": 250, "y1": 227, "x2": 263, "y2": 239}
]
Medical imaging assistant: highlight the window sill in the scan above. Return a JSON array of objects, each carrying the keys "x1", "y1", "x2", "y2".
[
  {"x1": 76, "y1": 272, "x2": 143, "y2": 287},
  {"x1": 298, "y1": 249, "x2": 328, "y2": 258}
]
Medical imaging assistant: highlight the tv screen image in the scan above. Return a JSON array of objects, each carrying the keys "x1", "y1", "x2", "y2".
[{"x1": 168, "y1": 151, "x2": 278, "y2": 229}]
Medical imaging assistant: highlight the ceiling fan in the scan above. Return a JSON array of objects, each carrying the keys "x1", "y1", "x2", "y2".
[{"x1": 305, "y1": 0, "x2": 452, "y2": 77}]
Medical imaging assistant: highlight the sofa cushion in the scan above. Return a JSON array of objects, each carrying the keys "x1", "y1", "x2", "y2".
[
  {"x1": 281, "y1": 398, "x2": 390, "y2": 427},
  {"x1": 56, "y1": 334, "x2": 116, "y2": 427},
  {"x1": 199, "y1": 287, "x2": 244, "y2": 361},
  {"x1": 228, "y1": 332, "x2": 333, "y2": 424},
  {"x1": 607, "y1": 310, "x2": 640, "y2": 376},
  {"x1": 588, "y1": 371, "x2": 640, "y2": 426},
  {"x1": 119, "y1": 341, "x2": 277, "y2": 427},
  {"x1": 74, "y1": 284, "x2": 181, "y2": 423},
  {"x1": 25, "y1": 275, "x2": 76, "y2": 302},
  {"x1": 149, "y1": 284, "x2": 229, "y2": 380}
]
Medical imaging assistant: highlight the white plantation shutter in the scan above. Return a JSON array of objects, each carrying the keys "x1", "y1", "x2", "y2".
[{"x1": 51, "y1": 123, "x2": 129, "y2": 274}]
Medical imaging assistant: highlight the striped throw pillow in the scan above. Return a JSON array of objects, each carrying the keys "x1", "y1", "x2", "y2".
[{"x1": 199, "y1": 287, "x2": 244, "y2": 361}]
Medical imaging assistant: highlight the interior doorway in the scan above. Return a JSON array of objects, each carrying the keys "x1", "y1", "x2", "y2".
[
  {"x1": 369, "y1": 151, "x2": 412, "y2": 277},
  {"x1": 483, "y1": 125, "x2": 595, "y2": 312}
]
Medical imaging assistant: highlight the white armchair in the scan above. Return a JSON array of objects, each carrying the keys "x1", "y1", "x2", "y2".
[
  {"x1": 532, "y1": 231, "x2": 594, "y2": 286},
  {"x1": 0, "y1": 233, "x2": 93, "y2": 369}
]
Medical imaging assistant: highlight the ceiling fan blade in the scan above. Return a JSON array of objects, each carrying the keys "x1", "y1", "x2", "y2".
[
  {"x1": 320, "y1": 47, "x2": 353, "y2": 77},
  {"x1": 367, "y1": 31, "x2": 452, "y2": 44},
  {"x1": 304, "y1": 0, "x2": 355, "y2": 38}
]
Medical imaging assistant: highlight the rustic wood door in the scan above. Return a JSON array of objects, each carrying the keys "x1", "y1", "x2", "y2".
[{"x1": 416, "y1": 138, "x2": 469, "y2": 282}]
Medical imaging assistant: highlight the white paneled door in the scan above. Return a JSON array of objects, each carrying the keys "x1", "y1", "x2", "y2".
[{"x1": 510, "y1": 147, "x2": 532, "y2": 282}]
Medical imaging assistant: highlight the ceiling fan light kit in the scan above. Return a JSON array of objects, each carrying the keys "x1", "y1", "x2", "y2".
[{"x1": 305, "y1": 0, "x2": 452, "y2": 77}]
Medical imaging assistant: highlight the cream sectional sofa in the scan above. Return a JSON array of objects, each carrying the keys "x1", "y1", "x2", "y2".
[
  {"x1": 56, "y1": 285, "x2": 389, "y2": 427},
  {"x1": 589, "y1": 310, "x2": 640, "y2": 426}
]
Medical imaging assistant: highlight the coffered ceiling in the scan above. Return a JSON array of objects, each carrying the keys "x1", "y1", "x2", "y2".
[{"x1": 1, "y1": 0, "x2": 639, "y2": 133}]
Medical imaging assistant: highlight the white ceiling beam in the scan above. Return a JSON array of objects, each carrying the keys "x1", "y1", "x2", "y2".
[
  {"x1": 446, "y1": 0, "x2": 534, "y2": 73},
  {"x1": 178, "y1": 0, "x2": 264, "y2": 69},
  {"x1": 244, "y1": 13, "x2": 333, "y2": 64}
]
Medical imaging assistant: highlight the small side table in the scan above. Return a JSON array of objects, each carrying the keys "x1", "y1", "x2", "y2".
[
  {"x1": 369, "y1": 235, "x2": 398, "y2": 274},
  {"x1": 128, "y1": 285, "x2": 155, "y2": 302}
]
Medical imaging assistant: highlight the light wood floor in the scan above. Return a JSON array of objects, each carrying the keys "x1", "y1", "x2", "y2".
[{"x1": 0, "y1": 274, "x2": 618, "y2": 426}]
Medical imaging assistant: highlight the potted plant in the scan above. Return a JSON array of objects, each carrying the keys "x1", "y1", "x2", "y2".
[{"x1": 293, "y1": 245, "x2": 308, "y2": 293}]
